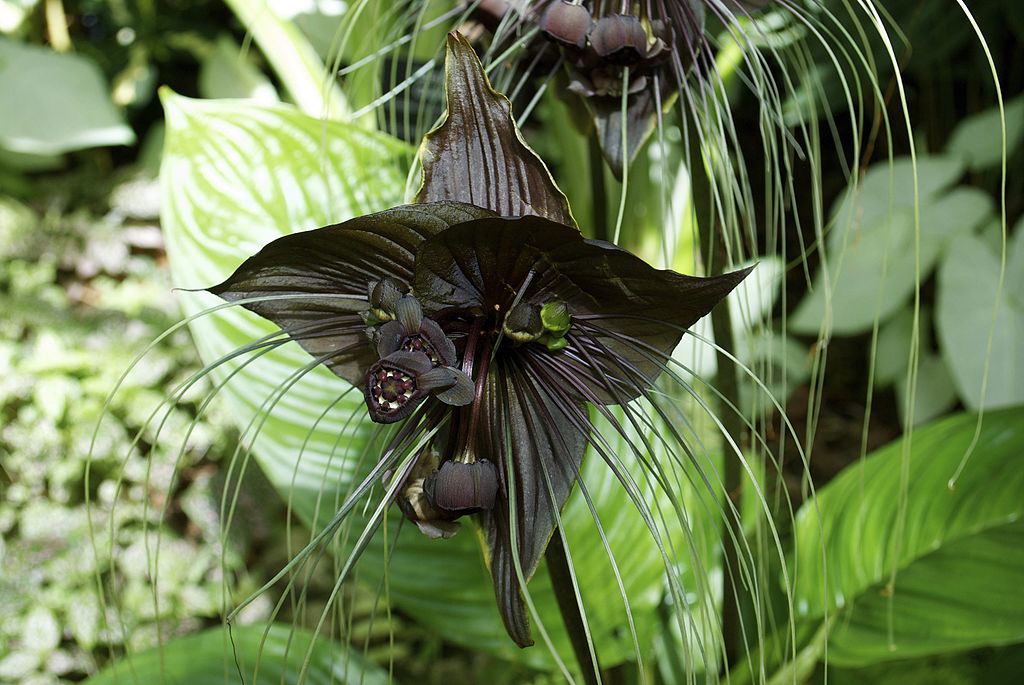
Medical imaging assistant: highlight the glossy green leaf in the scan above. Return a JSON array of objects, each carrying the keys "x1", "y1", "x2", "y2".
[
  {"x1": 0, "y1": 38, "x2": 135, "y2": 155},
  {"x1": 792, "y1": 159, "x2": 990, "y2": 335},
  {"x1": 792, "y1": 408, "x2": 1024, "y2": 664},
  {"x1": 936, "y1": 231, "x2": 1024, "y2": 409},
  {"x1": 160, "y1": 91, "x2": 718, "y2": 670},
  {"x1": 827, "y1": 520, "x2": 1024, "y2": 665},
  {"x1": 84, "y1": 624, "x2": 387, "y2": 685},
  {"x1": 945, "y1": 95, "x2": 1024, "y2": 171}
]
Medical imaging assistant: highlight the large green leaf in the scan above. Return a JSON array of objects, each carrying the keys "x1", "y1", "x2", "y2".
[
  {"x1": 945, "y1": 95, "x2": 1024, "y2": 172},
  {"x1": 84, "y1": 624, "x2": 387, "y2": 685},
  {"x1": 791, "y1": 158, "x2": 992, "y2": 335},
  {"x1": 792, "y1": 409, "x2": 1024, "y2": 665},
  {"x1": 160, "y1": 93, "x2": 720, "y2": 671},
  {"x1": 0, "y1": 38, "x2": 134, "y2": 155},
  {"x1": 936, "y1": 229, "x2": 1024, "y2": 409}
]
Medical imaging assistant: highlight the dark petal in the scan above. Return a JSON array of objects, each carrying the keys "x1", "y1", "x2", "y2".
[
  {"x1": 414, "y1": 215, "x2": 582, "y2": 313},
  {"x1": 416, "y1": 317, "x2": 457, "y2": 366},
  {"x1": 437, "y1": 371, "x2": 475, "y2": 406},
  {"x1": 542, "y1": 249, "x2": 752, "y2": 404},
  {"x1": 414, "y1": 32, "x2": 577, "y2": 228},
  {"x1": 368, "y1": 276, "x2": 404, "y2": 317},
  {"x1": 207, "y1": 202, "x2": 494, "y2": 385},
  {"x1": 376, "y1": 320, "x2": 406, "y2": 358},
  {"x1": 417, "y1": 366, "x2": 459, "y2": 393},
  {"x1": 377, "y1": 316, "x2": 457, "y2": 367},
  {"x1": 394, "y1": 295, "x2": 424, "y2": 333},
  {"x1": 415, "y1": 215, "x2": 752, "y2": 402},
  {"x1": 478, "y1": 355, "x2": 587, "y2": 648},
  {"x1": 583, "y1": 1, "x2": 705, "y2": 179},
  {"x1": 586, "y1": 74, "x2": 676, "y2": 181}
]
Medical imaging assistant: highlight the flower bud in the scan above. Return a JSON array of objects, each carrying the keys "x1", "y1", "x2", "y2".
[
  {"x1": 589, "y1": 14, "x2": 652, "y2": 61},
  {"x1": 502, "y1": 301, "x2": 544, "y2": 343},
  {"x1": 368, "y1": 277, "x2": 405, "y2": 321},
  {"x1": 540, "y1": 300, "x2": 571, "y2": 336},
  {"x1": 425, "y1": 459, "x2": 500, "y2": 514},
  {"x1": 540, "y1": 1, "x2": 592, "y2": 49}
]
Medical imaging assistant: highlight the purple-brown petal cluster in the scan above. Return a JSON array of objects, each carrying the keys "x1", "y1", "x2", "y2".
[{"x1": 207, "y1": 32, "x2": 751, "y2": 651}]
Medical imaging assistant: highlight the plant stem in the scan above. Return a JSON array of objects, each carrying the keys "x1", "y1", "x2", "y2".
[
  {"x1": 688, "y1": 140, "x2": 745, "y2": 670},
  {"x1": 546, "y1": 525, "x2": 601, "y2": 685},
  {"x1": 44, "y1": 0, "x2": 71, "y2": 52},
  {"x1": 589, "y1": 137, "x2": 609, "y2": 242}
]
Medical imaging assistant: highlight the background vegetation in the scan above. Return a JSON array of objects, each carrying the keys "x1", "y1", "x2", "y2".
[{"x1": 0, "y1": 1, "x2": 1021, "y2": 683}]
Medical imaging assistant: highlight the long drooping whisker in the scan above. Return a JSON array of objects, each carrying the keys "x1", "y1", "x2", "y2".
[
  {"x1": 335, "y1": 4, "x2": 468, "y2": 78},
  {"x1": 519, "y1": 353, "x2": 719, "y2": 670},
  {"x1": 490, "y1": 367, "x2": 576, "y2": 681},
  {"x1": 225, "y1": 408, "x2": 442, "y2": 625},
  {"x1": 509, "y1": 365, "x2": 647, "y2": 677},
  {"x1": 91, "y1": 308, "x2": 344, "y2": 650},
  {"x1": 503, "y1": 368, "x2": 602, "y2": 681},
  {"x1": 570, "y1": 319, "x2": 820, "y2": 664},
  {"x1": 249, "y1": 400, "x2": 445, "y2": 638},
  {"x1": 293, "y1": 419, "x2": 448, "y2": 684},
  {"x1": 585, "y1": 351, "x2": 777, "y2": 670}
]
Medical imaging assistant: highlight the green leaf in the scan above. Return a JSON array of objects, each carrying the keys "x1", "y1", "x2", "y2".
[
  {"x1": 198, "y1": 35, "x2": 279, "y2": 103},
  {"x1": 945, "y1": 95, "x2": 1024, "y2": 171},
  {"x1": 84, "y1": 624, "x2": 388, "y2": 685},
  {"x1": 0, "y1": 38, "x2": 134, "y2": 155},
  {"x1": 936, "y1": 231, "x2": 1024, "y2": 409},
  {"x1": 873, "y1": 308, "x2": 921, "y2": 387},
  {"x1": 415, "y1": 33, "x2": 576, "y2": 227},
  {"x1": 893, "y1": 353, "x2": 957, "y2": 428},
  {"x1": 161, "y1": 91, "x2": 718, "y2": 671},
  {"x1": 792, "y1": 408, "x2": 1024, "y2": 665},
  {"x1": 221, "y1": 0, "x2": 347, "y2": 118},
  {"x1": 792, "y1": 159, "x2": 990, "y2": 335}
]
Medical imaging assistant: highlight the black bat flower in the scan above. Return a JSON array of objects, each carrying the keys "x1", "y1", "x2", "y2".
[
  {"x1": 208, "y1": 33, "x2": 750, "y2": 648},
  {"x1": 472, "y1": 0, "x2": 769, "y2": 178}
]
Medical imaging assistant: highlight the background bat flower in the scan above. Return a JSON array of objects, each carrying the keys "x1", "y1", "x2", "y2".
[
  {"x1": 207, "y1": 32, "x2": 750, "y2": 649},
  {"x1": 469, "y1": 0, "x2": 770, "y2": 178}
]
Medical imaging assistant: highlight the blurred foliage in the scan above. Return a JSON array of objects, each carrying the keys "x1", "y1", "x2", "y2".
[
  {"x1": 0, "y1": 0, "x2": 1022, "y2": 683},
  {"x1": 0, "y1": 171, "x2": 278, "y2": 683}
]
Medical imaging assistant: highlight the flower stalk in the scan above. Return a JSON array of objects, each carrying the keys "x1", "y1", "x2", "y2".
[{"x1": 689, "y1": 133, "x2": 746, "y2": 670}]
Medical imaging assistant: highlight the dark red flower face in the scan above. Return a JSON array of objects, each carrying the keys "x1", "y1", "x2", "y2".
[{"x1": 207, "y1": 32, "x2": 750, "y2": 649}]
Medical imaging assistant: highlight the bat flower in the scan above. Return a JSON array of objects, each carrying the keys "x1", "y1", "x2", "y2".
[
  {"x1": 208, "y1": 33, "x2": 750, "y2": 648},
  {"x1": 469, "y1": 0, "x2": 769, "y2": 178}
]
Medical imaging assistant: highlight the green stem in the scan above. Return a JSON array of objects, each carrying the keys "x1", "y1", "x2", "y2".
[
  {"x1": 689, "y1": 139, "x2": 745, "y2": 670},
  {"x1": 223, "y1": 0, "x2": 348, "y2": 119},
  {"x1": 589, "y1": 137, "x2": 609, "y2": 243},
  {"x1": 546, "y1": 526, "x2": 601, "y2": 685}
]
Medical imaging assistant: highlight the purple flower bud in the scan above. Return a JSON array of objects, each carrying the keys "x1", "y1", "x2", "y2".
[
  {"x1": 540, "y1": 1, "x2": 592, "y2": 49},
  {"x1": 425, "y1": 459, "x2": 499, "y2": 514}
]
